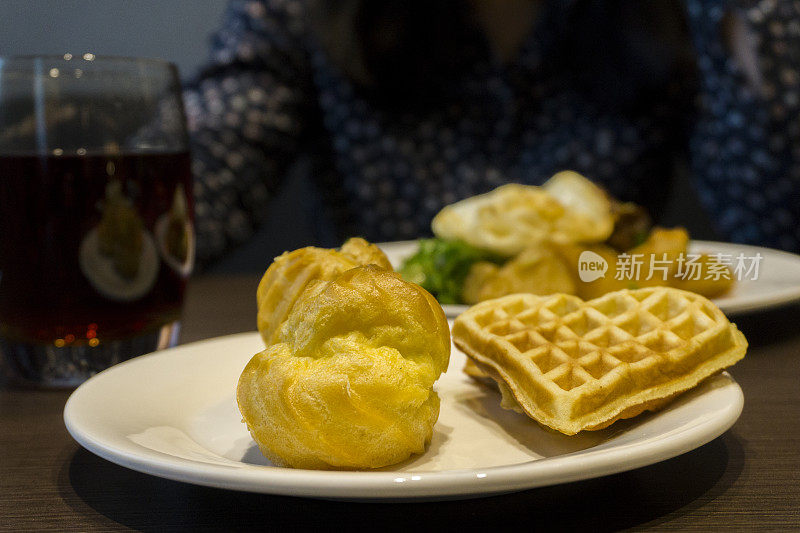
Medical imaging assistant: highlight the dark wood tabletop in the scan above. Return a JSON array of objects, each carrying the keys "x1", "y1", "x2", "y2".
[{"x1": 2, "y1": 274, "x2": 799, "y2": 531}]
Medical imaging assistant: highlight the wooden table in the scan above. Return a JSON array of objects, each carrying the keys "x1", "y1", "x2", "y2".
[{"x1": 2, "y1": 275, "x2": 799, "y2": 531}]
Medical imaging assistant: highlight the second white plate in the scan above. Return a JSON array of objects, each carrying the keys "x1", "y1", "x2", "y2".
[
  {"x1": 64, "y1": 331, "x2": 743, "y2": 501},
  {"x1": 380, "y1": 240, "x2": 800, "y2": 317}
]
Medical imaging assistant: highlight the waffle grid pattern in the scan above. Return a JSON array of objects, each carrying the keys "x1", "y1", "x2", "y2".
[{"x1": 454, "y1": 288, "x2": 747, "y2": 434}]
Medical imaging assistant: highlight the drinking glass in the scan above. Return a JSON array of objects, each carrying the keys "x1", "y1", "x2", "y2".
[{"x1": 0, "y1": 55, "x2": 194, "y2": 386}]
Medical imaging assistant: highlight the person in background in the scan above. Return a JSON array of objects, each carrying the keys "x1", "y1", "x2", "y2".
[{"x1": 185, "y1": 0, "x2": 800, "y2": 268}]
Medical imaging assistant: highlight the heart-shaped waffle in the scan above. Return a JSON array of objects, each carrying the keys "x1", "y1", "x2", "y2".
[{"x1": 452, "y1": 287, "x2": 747, "y2": 435}]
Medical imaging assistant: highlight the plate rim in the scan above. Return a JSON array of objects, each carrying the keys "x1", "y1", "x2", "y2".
[
  {"x1": 64, "y1": 332, "x2": 744, "y2": 500},
  {"x1": 689, "y1": 240, "x2": 800, "y2": 313}
]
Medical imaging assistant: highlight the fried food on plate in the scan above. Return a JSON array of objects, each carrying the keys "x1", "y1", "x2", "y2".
[
  {"x1": 605, "y1": 201, "x2": 652, "y2": 251},
  {"x1": 239, "y1": 265, "x2": 450, "y2": 469},
  {"x1": 452, "y1": 287, "x2": 746, "y2": 435},
  {"x1": 431, "y1": 172, "x2": 614, "y2": 257},
  {"x1": 462, "y1": 245, "x2": 576, "y2": 304},
  {"x1": 628, "y1": 227, "x2": 689, "y2": 287},
  {"x1": 670, "y1": 253, "x2": 734, "y2": 297},
  {"x1": 461, "y1": 261, "x2": 500, "y2": 305},
  {"x1": 551, "y1": 242, "x2": 627, "y2": 300},
  {"x1": 542, "y1": 170, "x2": 616, "y2": 238},
  {"x1": 552, "y1": 227, "x2": 690, "y2": 300},
  {"x1": 403, "y1": 170, "x2": 735, "y2": 306},
  {"x1": 256, "y1": 237, "x2": 391, "y2": 345}
]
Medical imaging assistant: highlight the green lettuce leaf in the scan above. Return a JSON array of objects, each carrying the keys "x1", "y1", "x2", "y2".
[{"x1": 399, "y1": 238, "x2": 503, "y2": 304}]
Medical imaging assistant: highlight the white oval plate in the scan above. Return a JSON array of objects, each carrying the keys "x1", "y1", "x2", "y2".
[
  {"x1": 64, "y1": 331, "x2": 743, "y2": 501},
  {"x1": 380, "y1": 240, "x2": 800, "y2": 317}
]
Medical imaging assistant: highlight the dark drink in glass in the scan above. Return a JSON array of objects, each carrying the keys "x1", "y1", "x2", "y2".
[{"x1": 0, "y1": 56, "x2": 193, "y2": 386}]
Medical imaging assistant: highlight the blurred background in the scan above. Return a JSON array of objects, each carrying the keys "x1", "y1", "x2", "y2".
[
  {"x1": 0, "y1": 0, "x2": 224, "y2": 80},
  {"x1": 0, "y1": 0, "x2": 720, "y2": 274}
]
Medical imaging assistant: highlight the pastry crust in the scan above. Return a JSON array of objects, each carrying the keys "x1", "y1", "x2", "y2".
[
  {"x1": 256, "y1": 237, "x2": 392, "y2": 345},
  {"x1": 240, "y1": 264, "x2": 450, "y2": 469}
]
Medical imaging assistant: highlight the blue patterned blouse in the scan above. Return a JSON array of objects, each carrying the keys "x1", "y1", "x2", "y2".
[{"x1": 184, "y1": 0, "x2": 800, "y2": 266}]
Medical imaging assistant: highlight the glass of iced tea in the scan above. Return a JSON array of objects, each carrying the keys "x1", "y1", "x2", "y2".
[{"x1": 0, "y1": 55, "x2": 193, "y2": 386}]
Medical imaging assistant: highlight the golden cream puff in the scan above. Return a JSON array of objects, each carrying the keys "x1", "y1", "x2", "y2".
[{"x1": 239, "y1": 265, "x2": 450, "y2": 469}]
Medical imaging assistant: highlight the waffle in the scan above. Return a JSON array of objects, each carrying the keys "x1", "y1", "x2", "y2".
[{"x1": 452, "y1": 287, "x2": 747, "y2": 435}]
